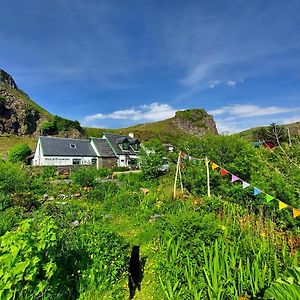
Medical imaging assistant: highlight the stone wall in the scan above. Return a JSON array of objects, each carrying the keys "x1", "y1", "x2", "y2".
[{"x1": 99, "y1": 157, "x2": 118, "y2": 168}]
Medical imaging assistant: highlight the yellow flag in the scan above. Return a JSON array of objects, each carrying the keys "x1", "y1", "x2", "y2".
[
  {"x1": 293, "y1": 208, "x2": 300, "y2": 218},
  {"x1": 211, "y1": 163, "x2": 219, "y2": 170},
  {"x1": 279, "y1": 201, "x2": 288, "y2": 210}
]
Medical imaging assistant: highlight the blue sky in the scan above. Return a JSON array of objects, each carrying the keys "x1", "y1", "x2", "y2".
[{"x1": 1, "y1": 0, "x2": 300, "y2": 133}]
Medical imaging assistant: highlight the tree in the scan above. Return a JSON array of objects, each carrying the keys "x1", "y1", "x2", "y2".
[
  {"x1": 139, "y1": 139, "x2": 166, "y2": 179},
  {"x1": 8, "y1": 144, "x2": 32, "y2": 163}
]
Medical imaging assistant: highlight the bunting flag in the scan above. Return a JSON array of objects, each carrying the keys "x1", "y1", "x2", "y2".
[
  {"x1": 182, "y1": 154, "x2": 300, "y2": 220},
  {"x1": 231, "y1": 175, "x2": 239, "y2": 182},
  {"x1": 292, "y1": 208, "x2": 300, "y2": 218},
  {"x1": 211, "y1": 163, "x2": 219, "y2": 170},
  {"x1": 180, "y1": 151, "x2": 187, "y2": 158},
  {"x1": 242, "y1": 181, "x2": 250, "y2": 189},
  {"x1": 253, "y1": 188, "x2": 261, "y2": 196},
  {"x1": 279, "y1": 201, "x2": 288, "y2": 210},
  {"x1": 265, "y1": 194, "x2": 275, "y2": 203},
  {"x1": 221, "y1": 169, "x2": 229, "y2": 176}
]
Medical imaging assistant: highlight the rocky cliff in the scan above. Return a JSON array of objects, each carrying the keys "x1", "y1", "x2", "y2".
[
  {"x1": 0, "y1": 69, "x2": 50, "y2": 135},
  {"x1": 0, "y1": 69, "x2": 84, "y2": 138}
]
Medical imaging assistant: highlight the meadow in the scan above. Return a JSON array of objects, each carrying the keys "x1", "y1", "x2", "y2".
[{"x1": 1, "y1": 135, "x2": 300, "y2": 299}]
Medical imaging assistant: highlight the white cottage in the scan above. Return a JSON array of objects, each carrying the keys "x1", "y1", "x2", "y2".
[{"x1": 32, "y1": 136, "x2": 97, "y2": 167}]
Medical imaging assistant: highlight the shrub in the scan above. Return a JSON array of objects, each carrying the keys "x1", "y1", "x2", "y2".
[
  {"x1": 0, "y1": 206, "x2": 25, "y2": 236},
  {"x1": 139, "y1": 138, "x2": 166, "y2": 179},
  {"x1": 8, "y1": 143, "x2": 32, "y2": 163},
  {"x1": 89, "y1": 181, "x2": 119, "y2": 202},
  {"x1": 42, "y1": 166, "x2": 56, "y2": 179},
  {"x1": 0, "y1": 161, "x2": 29, "y2": 194},
  {"x1": 112, "y1": 166, "x2": 130, "y2": 172},
  {"x1": 71, "y1": 167, "x2": 98, "y2": 187},
  {"x1": 97, "y1": 167, "x2": 112, "y2": 178}
]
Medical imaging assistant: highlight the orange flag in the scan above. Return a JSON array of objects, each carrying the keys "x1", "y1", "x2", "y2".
[
  {"x1": 221, "y1": 169, "x2": 229, "y2": 176},
  {"x1": 292, "y1": 208, "x2": 300, "y2": 218},
  {"x1": 212, "y1": 163, "x2": 219, "y2": 170},
  {"x1": 279, "y1": 201, "x2": 288, "y2": 210}
]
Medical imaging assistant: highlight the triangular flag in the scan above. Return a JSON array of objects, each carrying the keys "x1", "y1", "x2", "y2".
[
  {"x1": 279, "y1": 201, "x2": 288, "y2": 210},
  {"x1": 212, "y1": 163, "x2": 219, "y2": 170},
  {"x1": 231, "y1": 175, "x2": 239, "y2": 182},
  {"x1": 293, "y1": 208, "x2": 300, "y2": 218},
  {"x1": 180, "y1": 151, "x2": 187, "y2": 158},
  {"x1": 265, "y1": 194, "x2": 275, "y2": 203},
  {"x1": 221, "y1": 169, "x2": 229, "y2": 176},
  {"x1": 242, "y1": 181, "x2": 250, "y2": 189},
  {"x1": 253, "y1": 188, "x2": 261, "y2": 196}
]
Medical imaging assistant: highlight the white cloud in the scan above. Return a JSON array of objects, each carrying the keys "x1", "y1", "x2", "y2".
[
  {"x1": 208, "y1": 104, "x2": 300, "y2": 134},
  {"x1": 227, "y1": 80, "x2": 237, "y2": 87},
  {"x1": 209, "y1": 80, "x2": 220, "y2": 88},
  {"x1": 84, "y1": 102, "x2": 179, "y2": 124},
  {"x1": 209, "y1": 104, "x2": 298, "y2": 118}
]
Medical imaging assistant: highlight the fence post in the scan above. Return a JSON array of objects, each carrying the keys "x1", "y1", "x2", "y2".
[{"x1": 205, "y1": 157, "x2": 211, "y2": 197}]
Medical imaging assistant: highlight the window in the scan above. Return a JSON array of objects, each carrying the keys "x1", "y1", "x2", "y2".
[
  {"x1": 73, "y1": 158, "x2": 81, "y2": 165},
  {"x1": 70, "y1": 144, "x2": 77, "y2": 149},
  {"x1": 123, "y1": 142, "x2": 129, "y2": 150},
  {"x1": 129, "y1": 158, "x2": 137, "y2": 165},
  {"x1": 92, "y1": 158, "x2": 97, "y2": 165},
  {"x1": 133, "y1": 143, "x2": 140, "y2": 151}
]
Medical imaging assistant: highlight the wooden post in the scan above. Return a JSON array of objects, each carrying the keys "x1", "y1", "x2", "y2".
[
  {"x1": 205, "y1": 157, "x2": 211, "y2": 198},
  {"x1": 287, "y1": 127, "x2": 292, "y2": 147},
  {"x1": 173, "y1": 151, "x2": 181, "y2": 199},
  {"x1": 178, "y1": 161, "x2": 184, "y2": 195}
]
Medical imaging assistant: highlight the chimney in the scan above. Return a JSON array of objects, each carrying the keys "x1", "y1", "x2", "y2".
[{"x1": 129, "y1": 132, "x2": 134, "y2": 138}]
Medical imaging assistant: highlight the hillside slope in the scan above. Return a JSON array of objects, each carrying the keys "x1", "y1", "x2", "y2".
[
  {"x1": 238, "y1": 121, "x2": 300, "y2": 141},
  {"x1": 85, "y1": 109, "x2": 218, "y2": 143}
]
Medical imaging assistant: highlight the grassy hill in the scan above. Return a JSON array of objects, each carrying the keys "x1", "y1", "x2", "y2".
[
  {"x1": 0, "y1": 134, "x2": 37, "y2": 156},
  {"x1": 238, "y1": 121, "x2": 300, "y2": 141}
]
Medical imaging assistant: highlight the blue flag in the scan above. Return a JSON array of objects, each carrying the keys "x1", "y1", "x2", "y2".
[{"x1": 254, "y1": 187, "x2": 261, "y2": 196}]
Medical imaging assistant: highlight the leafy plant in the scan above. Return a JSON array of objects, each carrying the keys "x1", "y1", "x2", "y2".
[
  {"x1": 0, "y1": 218, "x2": 58, "y2": 299},
  {"x1": 8, "y1": 143, "x2": 32, "y2": 163}
]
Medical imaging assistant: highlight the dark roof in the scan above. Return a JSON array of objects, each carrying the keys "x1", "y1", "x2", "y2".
[
  {"x1": 104, "y1": 133, "x2": 139, "y2": 155},
  {"x1": 91, "y1": 138, "x2": 117, "y2": 157},
  {"x1": 40, "y1": 136, "x2": 96, "y2": 157}
]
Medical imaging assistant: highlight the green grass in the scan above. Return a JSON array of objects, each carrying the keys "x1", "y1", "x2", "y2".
[{"x1": 0, "y1": 135, "x2": 37, "y2": 156}]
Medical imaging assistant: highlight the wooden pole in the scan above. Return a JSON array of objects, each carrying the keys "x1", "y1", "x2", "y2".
[
  {"x1": 173, "y1": 151, "x2": 181, "y2": 199},
  {"x1": 205, "y1": 157, "x2": 211, "y2": 197},
  {"x1": 178, "y1": 161, "x2": 184, "y2": 195},
  {"x1": 287, "y1": 127, "x2": 292, "y2": 147}
]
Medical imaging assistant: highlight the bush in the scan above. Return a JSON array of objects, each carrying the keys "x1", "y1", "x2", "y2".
[
  {"x1": 0, "y1": 161, "x2": 29, "y2": 194},
  {"x1": 0, "y1": 206, "x2": 25, "y2": 236},
  {"x1": 71, "y1": 167, "x2": 98, "y2": 187},
  {"x1": 112, "y1": 166, "x2": 130, "y2": 172},
  {"x1": 89, "y1": 181, "x2": 119, "y2": 202},
  {"x1": 8, "y1": 143, "x2": 32, "y2": 163},
  {"x1": 97, "y1": 167, "x2": 112, "y2": 178},
  {"x1": 42, "y1": 166, "x2": 56, "y2": 179},
  {"x1": 139, "y1": 138, "x2": 166, "y2": 179}
]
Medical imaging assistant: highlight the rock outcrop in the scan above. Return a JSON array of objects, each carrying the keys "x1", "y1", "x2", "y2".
[
  {"x1": 172, "y1": 109, "x2": 218, "y2": 136},
  {"x1": 0, "y1": 69, "x2": 48, "y2": 135},
  {"x1": 0, "y1": 69, "x2": 19, "y2": 90}
]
